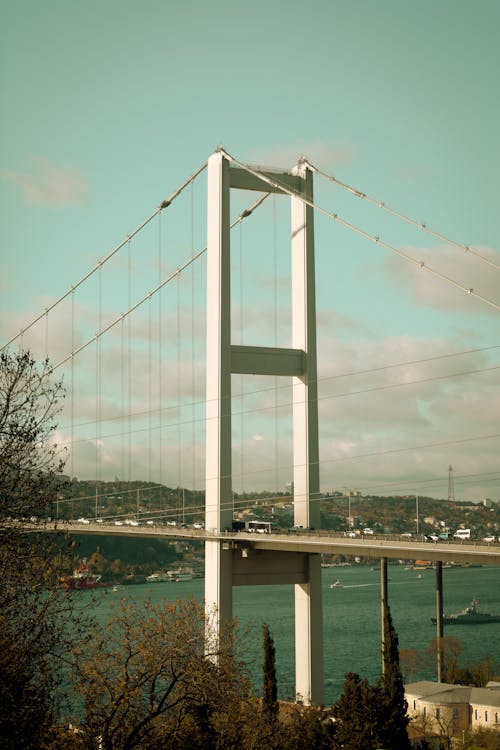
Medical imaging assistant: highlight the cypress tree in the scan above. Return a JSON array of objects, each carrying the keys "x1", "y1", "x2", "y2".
[
  {"x1": 333, "y1": 672, "x2": 382, "y2": 749},
  {"x1": 262, "y1": 623, "x2": 279, "y2": 725},
  {"x1": 377, "y1": 601, "x2": 411, "y2": 749}
]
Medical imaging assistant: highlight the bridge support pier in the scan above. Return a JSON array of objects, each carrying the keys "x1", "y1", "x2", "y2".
[
  {"x1": 295, "y1": 554, "x2": 323, "y2": 703},
  {"x1": 204, "y1": 150, "x2": 323, "y2": 705},
  {"x1": 380, "y1": 556, "x2": 388, "y2": 675},
  {"x1": 435, "y1": 561, "x2": 444, "y2": 682}
]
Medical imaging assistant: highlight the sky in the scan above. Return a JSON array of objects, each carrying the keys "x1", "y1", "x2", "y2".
[{"x1": 1, "y1": 0, "x2": 499, "y2": 508}]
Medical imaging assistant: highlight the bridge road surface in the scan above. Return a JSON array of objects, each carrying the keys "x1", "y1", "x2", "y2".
[{"x1": 27, "y1": 521, "x2": 500, "y2": 567}]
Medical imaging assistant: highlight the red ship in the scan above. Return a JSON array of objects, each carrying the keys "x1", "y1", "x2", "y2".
[{"x1": 60, "y1": 560, "x2": 110, "y2": 590}]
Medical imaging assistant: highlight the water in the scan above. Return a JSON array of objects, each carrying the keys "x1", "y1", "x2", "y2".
[{"x1": 84, "y1": 563, "x2": 500, "y2": 705}]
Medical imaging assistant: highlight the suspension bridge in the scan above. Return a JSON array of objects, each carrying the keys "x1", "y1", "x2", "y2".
[{"x1": 3, "y1": 147, "x2": 500, "y2": 704}]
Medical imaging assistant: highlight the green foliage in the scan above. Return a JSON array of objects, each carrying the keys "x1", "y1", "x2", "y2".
[
  {"x1": 274, "y1": 705, "x2": 338, "y2": 750},
  {"x1": 333, "y1": 672, "x2": 384, "y2": 749},
  {"x1": 0, "y1": 351, "x2": 81, "y2": 749},
  {"x1": 262, "y1": 623, "x2": 279, "y2": 726},
  {"x1": 70, "y1": 597, "x2": 252, "y2": 750},
  {"x1": 0, "y1": 350, "x2": 67, "y2": 519},
  {"x1": 332, "y1": 603, "x2": 411, "y2": 750},
  {"x1": 422, "y1": 637, "x2": 499, "y2": 687},
  {"x1": 377, "y1": 602, "x2": 411, "y2": 750},
  {"x1": 70, "y1": 533, "x2": 183, "y2": 579}
]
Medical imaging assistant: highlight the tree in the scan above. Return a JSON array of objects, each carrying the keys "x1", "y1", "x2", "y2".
[
  {"x1": 71, "y1": 597, "x2": 252, "y2": 750},
  {"x1": 400, "y1": 646, "x2": 421, "y2": 683},
  {"x1": 424, "y1": 636, "x2": 464, "y2": 683},
  {"x1": 332, "y1": 606, "x2": 411, "y2": 750},
  {"x1": 262, "y1": 623, "x2": 279, "y2": 726},
  {"x1": 273, "y1": 704, "x2": 339, "y2": 750},
  {"x1": 0, "y1": 350, "x2": 78, "y2": 749},
  {"x1": 377, "y1": 602, "x2": 411, "y2": 749},
  {"x1": 332, "y1": 672, "x2": 383, "y2": 749},
  {"x1": 0, "y1": 351, "x2": 67, "y2": 520}
]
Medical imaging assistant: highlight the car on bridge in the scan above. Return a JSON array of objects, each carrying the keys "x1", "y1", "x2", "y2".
[{"x1": 425, "y1": 534, "x2": 439, "y2": 542}]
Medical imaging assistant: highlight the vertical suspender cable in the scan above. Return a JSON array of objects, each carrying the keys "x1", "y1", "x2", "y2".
[
  {"x1": 71, "y1": 289, "x2": 75, "y2": 480},
  {"x1": 95, "y1": 336, "x2": 99, "y2": 504},
  {"x1": 127, "y1": 239, "x2": 132, "y2": 483},
  {"x1": 148, "y1": 295, "x2": 152, "y2": 484},
  {"x1": 273, "y1": 195, "x2": 279, "y2": 494},
  {"x1": 121, "y1": 314, "x2": 125, "y2": 483},
  {"x1": 97, "y1": 263, "x2": 102, "y2": 511},
  {"x1": 177, "y1": 271, "x2": 181, "y2": 493},
  {"x1": 45, "y1": 309, "x2": 49, "y2": 360},
  {"x1": 191, "y1": 181, "x2": 196, "y2": 494},
  {"x1": 239, "y1": 222, "x2": 245, "y2": 496},
  {"x1": 158, "y1": 212, "x2": 163, "y2": 487}
]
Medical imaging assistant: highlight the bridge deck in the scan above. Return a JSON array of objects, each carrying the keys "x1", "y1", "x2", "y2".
[{"x1": 31, "y1": 522, "x2": 500, "y2": 567}]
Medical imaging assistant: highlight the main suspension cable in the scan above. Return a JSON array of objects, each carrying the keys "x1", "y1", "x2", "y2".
[
  {"x1": 219, "y1": 149, "x2": 500, "y2": 313},
  {"x1": 50, "y1": 191, "x2": 271, "y2": 370},
  {"x1": 1, "y1": 160, "x2": 208, "y2": 353},
  {"x1": 304, "y1": 158, "x2": 500, "y2": 272}
]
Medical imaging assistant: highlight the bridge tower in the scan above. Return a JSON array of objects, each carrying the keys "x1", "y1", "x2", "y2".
[{"x1": 204, "y1": 149, "x2": 323, "y2": 704}]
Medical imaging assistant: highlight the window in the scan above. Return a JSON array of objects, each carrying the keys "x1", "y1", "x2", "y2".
[
  {"x1": 475, "y1": 709, "x2": 478, "y2": 720},
  {"x1": 413, "y1": 700, "x2": 417, "y2": 710},
  {"x1": 485, "y1": 711, "x2": 488, "y2": 723},
  {"x1": 452, "y1": 709, "x2": 459, "y2": 720},
  {"x1": 435, "y1": 708, "x2": 441, "y2": 719}
]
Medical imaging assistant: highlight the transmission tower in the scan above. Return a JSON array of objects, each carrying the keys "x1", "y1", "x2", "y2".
[{"x1": 447, "y1": 464, "x2": 455, "y2": 501}]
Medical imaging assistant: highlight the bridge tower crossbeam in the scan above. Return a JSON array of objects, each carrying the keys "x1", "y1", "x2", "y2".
[{"x1": 204, "y1": 150, "x2": 323, "y2": 704}]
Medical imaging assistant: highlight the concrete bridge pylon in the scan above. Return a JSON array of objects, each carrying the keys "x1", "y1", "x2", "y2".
[{"x1": 204, "y1": 150, "x2": 323, "y2": 704}]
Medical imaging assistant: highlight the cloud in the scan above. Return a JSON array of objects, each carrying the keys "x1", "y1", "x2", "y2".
[
  {"x1": 3, "y1": 273, "x2": 498, "y2": 502},
  {"x1": 1, "y1": 157, "x2": 87, "y2": 206},
  {"x1": 381, "y1": 243, "x2": 500, "y2": 313}
]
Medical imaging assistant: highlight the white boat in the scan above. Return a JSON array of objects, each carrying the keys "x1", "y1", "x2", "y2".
[
  {"x1": 167, "y1": 568, "x2": 194, "y2": 582},
  {"x1": 146, "y1": 572, "x2": 171, "y2": 583},
  {"x1": 330, "y1": 579, "x2": 342, "y2": 589}
]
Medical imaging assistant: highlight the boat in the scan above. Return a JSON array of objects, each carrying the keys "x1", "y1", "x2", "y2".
[
  {"x1": 431, "y1": 599, "x2": 500, "y2": 625},
  {"x1": 166, "y1": 568, "x2": 194, "y2": 582},
  {"x1": 60, "y1": 560, "x2": 110, "y2": 590},
  {"x1": 146, "y1": 568, "x2": 194, "y2": 583},
  {"x1": 414, "y1": 560, "x2": 432, "y2": 570},
  {"x1": 330, "y1": 579, "x2": 342, "y2": 589},
  {"x1": 146, "y1": 572, "x2": 171, "y2": 583}
]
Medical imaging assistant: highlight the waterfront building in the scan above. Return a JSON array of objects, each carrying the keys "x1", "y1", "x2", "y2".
[{"x1": 405, "y1": 680, "x2": 500, "y2": 734}]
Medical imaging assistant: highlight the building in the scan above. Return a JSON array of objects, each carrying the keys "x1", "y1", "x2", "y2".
[{"x1": 405, "y1": 681, "x2": 500, "y2": 734}]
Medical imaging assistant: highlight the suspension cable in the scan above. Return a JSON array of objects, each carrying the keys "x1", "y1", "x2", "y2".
[
  {"x1": 219, "y1": 149, "x2": 500, "y2": 313},
  {"x1": 1, "y1": 160, "x2": 208, "y2": 353},
  {"x1": 50, "y1": 191, "x2": 271, "y2": 370},
  {"x1": 304, "y1": 158, "x2": 500, "y2": 272}
]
